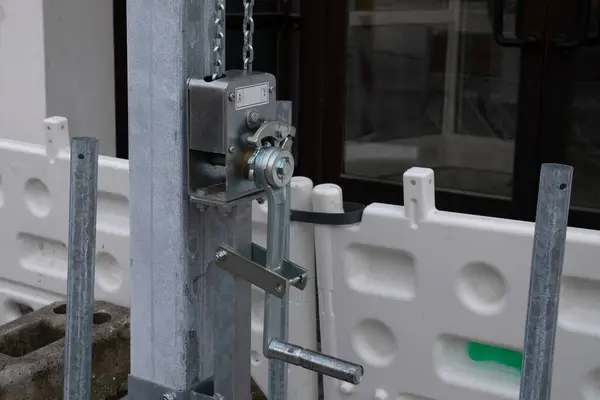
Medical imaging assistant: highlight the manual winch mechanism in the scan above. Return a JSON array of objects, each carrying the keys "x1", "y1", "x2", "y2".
[{"x1": 186, "y1": 0, "x2": 364, "y2": 399}]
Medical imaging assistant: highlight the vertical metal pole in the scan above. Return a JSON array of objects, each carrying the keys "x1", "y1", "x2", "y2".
[
  {"x1": 263, "y1": 101, "x2": 293, "y2": 400},
  {"x1": 518, "y1": 163, "x2": 573, "y2": 400},
  {"x1": 127, "y1": 0, "x2": 252, "y2": 396},
  {"x1": 211, "y1": 204, "x2": 252, "y2": 399},
  {"x1": 63, "y1": 137, "x2": 99, "y2": 400}
]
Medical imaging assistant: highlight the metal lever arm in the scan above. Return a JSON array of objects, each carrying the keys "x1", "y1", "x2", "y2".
[{"x1": 250, "y1": 142, "x2": 364, "y2": 396}]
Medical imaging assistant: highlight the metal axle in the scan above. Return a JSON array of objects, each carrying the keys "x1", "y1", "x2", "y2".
[{"x1": 267, "y1": 339, "x2": 363, "y2": 385}]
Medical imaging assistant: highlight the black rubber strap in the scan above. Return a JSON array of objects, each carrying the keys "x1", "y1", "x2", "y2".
[{"x1": 290, "y1": 202, "x2": 365, "y2": 226}]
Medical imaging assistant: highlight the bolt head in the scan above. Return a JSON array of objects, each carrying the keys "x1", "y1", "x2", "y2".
[
  {"x1": 215, "y1": 250, "x2": 228, "y2": 262},
  {"x1": 264, "y1": 150, "x2": 294, "y2": 188},
  {"x1": 246, "y1": 109, "x2": 261, "y2": 128},
  {"x1": 276, "y1": 157, "x2": 293, "y2": 180},
  {"x1": 228, "y1": 145, "x2": 236, "y2": 154},
  {"x1": 269, "y1": 86, "x2": 275, "y2": 93},
  {"x1": 228, "y1": 93, "x2": 235, "y2": 101},
  {"x1": 161, "y1": 394, "x2": 175, "y2": 400}
]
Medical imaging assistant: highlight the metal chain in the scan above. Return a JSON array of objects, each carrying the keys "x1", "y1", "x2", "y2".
[
  {"x1": 212, "y1": 0, "x2": 226, "y2": 80},
  {"x1": 243, "y1": 0, "x2": 255, "y2": 71}
]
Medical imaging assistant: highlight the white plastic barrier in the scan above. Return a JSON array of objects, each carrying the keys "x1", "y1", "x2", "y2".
[
  {"x1": 314, "y1": 167, "x2": 600, "y2": 400},
  {"x1": 0, "y1": 117, "x2": 318, "y2": 399},
  {"x1": 0, "y1": 117, "x2": 130, "y2": 311}
]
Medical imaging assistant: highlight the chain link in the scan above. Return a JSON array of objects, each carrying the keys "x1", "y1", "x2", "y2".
[
  {"x1": 243, "y1": 0, "x2": 255, "y2": 71},
  {"x1": 212, "y1": 0, "x2": 226, "y2": 80}
]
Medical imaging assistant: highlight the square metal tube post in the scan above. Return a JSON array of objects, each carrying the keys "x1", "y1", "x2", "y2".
[
  {"x1": 64, "y1": 138, "x2": 99, "y2": 400},
  {"x1": 127, "y1": 1, "x2": 251, "y2": 397},
  {"x1": 518, "y1": 163, "x2": 573, "y2": 400}
]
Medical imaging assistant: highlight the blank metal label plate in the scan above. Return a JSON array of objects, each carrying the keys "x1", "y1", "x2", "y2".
[{"x1": 235, "y1": 82, "x2": 270, "y2": 110}]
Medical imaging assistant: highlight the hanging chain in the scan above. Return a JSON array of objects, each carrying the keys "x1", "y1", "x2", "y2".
[
  {"x1": 212, "y1": 0, "x2": 226, "y2": 80},
  {"x1": 243, "y1": 0, "x2": 255, "y2": 71}
]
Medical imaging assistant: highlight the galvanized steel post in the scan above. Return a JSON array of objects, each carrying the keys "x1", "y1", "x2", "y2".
[
  {"x1": 63, "y1": 137, "x2": 99, "y2": 400},
  {"x1": 127, "y1": 0, "x2": 252, "y2": 397},
  {"x1": 519, "y1": 163, "x2": 573, "y2": 400}
]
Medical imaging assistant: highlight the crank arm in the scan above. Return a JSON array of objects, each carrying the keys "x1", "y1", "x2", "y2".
[{"x1": 258, "y1": 177, "x2": 364, "y2": 387}]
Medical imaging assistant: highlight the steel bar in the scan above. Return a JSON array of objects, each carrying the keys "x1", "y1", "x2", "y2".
[
  {"x1": 267, "y1": 339, "x2": 363, "y2": 385},
  {"x1": 215, "y1": 244, "x2": 307, "y2": 297},
  {"x1": 518, "y1": 163, "x2": 573, "y2": 400},
  {"x1": 211, "y1": 207, "x2": 253, "y2": 400},
  {"x1": 63, "y1": 137, "x2": 99, "y2": 400},
  {"x1": 127, "y1": 0, "x2": 249, "y2": 396},
  {"x1": 261, "y1": 101, "x2": 294, "y2": 400}
]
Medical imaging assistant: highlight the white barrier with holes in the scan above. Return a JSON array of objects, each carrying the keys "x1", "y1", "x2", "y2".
[
  {"x1": 0, "y1": 117, "x2": 130, "y2": 311},
  {"x1": 0, "y1": 117, "x2": 318, "y2": 399},
  {"x1": 313, "y1": 167, "x2": 600, "y2": 400}
]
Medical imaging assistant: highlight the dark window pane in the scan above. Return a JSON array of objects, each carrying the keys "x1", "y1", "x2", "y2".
[
  {"x1": 344, "y1": 0, "x2": 520, "y2": 198},
  {"x1": 565, "y1": 2, "x2": 600, "y2": 210},
  {"x1": 226, "y1": 0, "x2": 279, "y2": 13},
  {"x1": 226, "y1": 28, "x2": 279, "y2": 72}
]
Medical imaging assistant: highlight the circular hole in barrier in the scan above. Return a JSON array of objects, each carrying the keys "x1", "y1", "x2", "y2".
[
  {"x1": 93, "y1": 312, "x2": 112, "y2": 325},
  {"x1": 78, "y1": 153, "x2": 85, "y2": 159},
  {"x1": 53, "y1": 304, "x2": 67, "y2": 314},
  {"x1": 559, "y1": 183, "x2": 567, "y2": 190}
]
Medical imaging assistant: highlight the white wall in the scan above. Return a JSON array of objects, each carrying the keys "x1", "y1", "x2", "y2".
[
  {"x1": 44, "y1": 0, "x2": 116, "y2": 156},
  {"x1": 0, "y1": 0, "x2": 116, "y2": 155},
  {"x1": 0, "y1": 0, "x2": 47, "y2": 144}
]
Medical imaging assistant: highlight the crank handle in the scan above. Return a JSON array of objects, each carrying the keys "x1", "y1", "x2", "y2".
[
  {"x1": 249, "y1": 117, "x2": 365, "y2": 389},
  {"x1": 267, "y1": 339, "x2": 364, "y2": 385}
]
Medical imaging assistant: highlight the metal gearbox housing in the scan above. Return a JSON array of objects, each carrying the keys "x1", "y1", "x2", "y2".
[{"x1": 187, "y1": 70, "x2": 277, "y2": 204}]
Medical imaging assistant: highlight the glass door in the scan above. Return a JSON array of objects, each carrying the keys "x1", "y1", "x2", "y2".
[
  {"x1": 309, "y1": 0, "x2": 549, "y2": 219},
  {"x1": 539, "y1": 0, "x2": 600, "y2": 228}
]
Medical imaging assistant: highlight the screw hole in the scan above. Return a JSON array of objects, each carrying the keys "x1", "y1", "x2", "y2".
[
  {"x1": 410, "y1": 179, "x2": 416, "y2": 186},
  {"x1": 78, "y1": 153, "x2": 84, "y2": 159},
  {"x1": 559, "y1": 183, "x2": 567, "y2": 190}
]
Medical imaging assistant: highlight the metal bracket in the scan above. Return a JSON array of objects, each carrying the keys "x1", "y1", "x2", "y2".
[
  {"x1": 127, "y1": 375, "x2": 189, "y2": 400},
  {"x1": 215, "y1": 243, "x2": 307, "y2": 297},
  {"x1": 245, "y1": 120, "x2": 296, "y2": 152},
  {"x1": 127, "y1": 375, "x2": 221, "y2": 400}
]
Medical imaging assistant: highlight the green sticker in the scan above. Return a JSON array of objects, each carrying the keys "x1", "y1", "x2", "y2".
[{"x1": 467, "y1": 341, "x2": 522, "y2": 371}]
